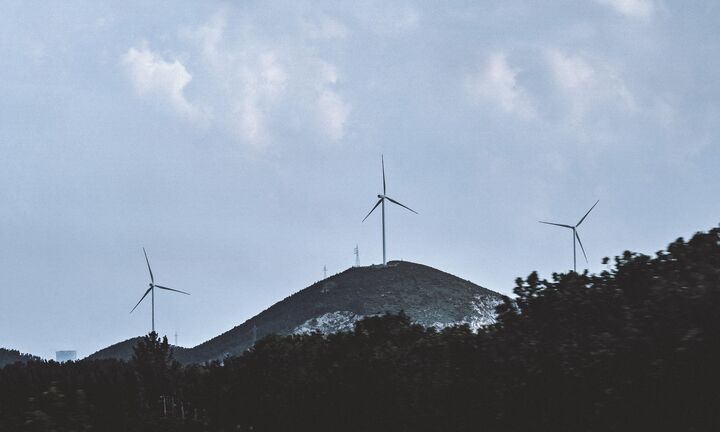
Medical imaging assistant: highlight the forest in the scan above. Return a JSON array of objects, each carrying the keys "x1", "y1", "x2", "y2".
[
  {"x1": 2, "y1": 227, "x2": 720, "y2": 431},
  {"x1": 0, "y1": 349, "x2": 39, "y2": 369}
]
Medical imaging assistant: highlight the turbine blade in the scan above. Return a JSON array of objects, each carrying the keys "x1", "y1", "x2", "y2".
[
  {"x1": 155, "y1": 285, "x2": 190, "y2": 295},
  {"x1": 143, "y1": 247, "x2": 154, "y2": 284},
  {"x1": 384, "y1": 196, "x2": 418, "y2": 214},
  {"x1": 539, "y1": 221, "x2": 573, "y2": 229},
  {"x1": 362, "y1": 198, "x2": 383, "y2": 222},
  {"x1": 575, "y1": 230, "x2": 588, "y2": 263},
  {"x1": 382, "y1": 154, "x2": 386, "y2": 195},
  {"x1": 130, "y1": 287, "x2": 153, "y2": 313},
  {"x1": 576, "y1": 200, "x2": 599, "y2": 227}
]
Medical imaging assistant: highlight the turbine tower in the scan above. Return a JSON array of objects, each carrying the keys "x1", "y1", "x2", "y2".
[
  {"x1": 131, "y1": 248, "x2": 190, "y2": 333},
  {"x1": 354, "y1": 244, "x2": 360, "y2": 267},
  {"x1": 362, "y1": 155, "x2": 418, "y2": 266},
  {"x1": 539, "y1": 200, "x2": 599, "y2": 273}
]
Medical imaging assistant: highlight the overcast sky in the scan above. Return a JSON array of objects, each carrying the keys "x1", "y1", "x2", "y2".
[{"x1": 1, "y1": 0, "x2": 719, "y2": 359}]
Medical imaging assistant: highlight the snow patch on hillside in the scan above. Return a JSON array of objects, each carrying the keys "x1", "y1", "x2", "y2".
[
  {"x1": 293, "y1": 295, "x2": 503, "y2": 335},
  {"x1": 431, "y1": 295, "x2": 503, "y2": 331},
  {"x1": 470, "y1": 295, "x2": 504, "y2": 327},
  {"x1": 293, "y1": 311, "x2": 363, "y2": 335}
]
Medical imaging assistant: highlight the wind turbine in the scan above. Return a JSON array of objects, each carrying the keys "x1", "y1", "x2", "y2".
[
  {"x1": 539, "y1": 200, "x2": 599, "y2": 273},
  {"x1": 362, "y1": 155, "x2": 418, "y2": 266},
  {"x1": 130, "y1": 248, "x2": 190, "y2": 333}
]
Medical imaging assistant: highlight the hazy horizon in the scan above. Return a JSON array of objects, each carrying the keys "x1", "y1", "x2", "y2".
[{"x1": 2, "y1": 1, "x2": 719, "y2": 359}]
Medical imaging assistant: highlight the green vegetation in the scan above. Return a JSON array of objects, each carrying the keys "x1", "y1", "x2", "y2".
[{"x1": 2, "y1": 227, "x2": 720, "y2": 430}]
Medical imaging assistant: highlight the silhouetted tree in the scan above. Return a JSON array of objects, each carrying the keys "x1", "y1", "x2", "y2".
[{"x1": 131, "y1": 332, "x2": 179, "y2": 411}]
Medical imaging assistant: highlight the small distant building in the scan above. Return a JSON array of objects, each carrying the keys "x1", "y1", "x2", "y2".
[{"x1": 56, "y1": 350, "x2": 77, "y2": 363}]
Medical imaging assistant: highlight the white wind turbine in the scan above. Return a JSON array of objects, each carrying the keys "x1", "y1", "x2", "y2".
[
  {"x1": 130, "y1": 248, "x2": 190, "y2": 333},
  {"x1": 540, "y1": 200, "x2": 599, "y2": 273},
  {"x1": 362, "y1": 155, "x2": 418, "y2": 266}
]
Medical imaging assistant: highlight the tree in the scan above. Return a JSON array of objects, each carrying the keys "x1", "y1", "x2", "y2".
[{"x1": 131, "y1": 332, "x2": 178, "y2": 409}]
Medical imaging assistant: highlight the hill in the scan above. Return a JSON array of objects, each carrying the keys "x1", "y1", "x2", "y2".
[
  {"x1": 89, "y1": 261, "x2": 503, "y2": 363},
  {"x1": 183, "y1": 260, "x2": 502, "y2": 363}
]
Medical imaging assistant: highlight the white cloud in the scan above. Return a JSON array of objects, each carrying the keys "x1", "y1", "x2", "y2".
[
  {"x1": 466, "y1": 52, "x2": 537, "y2": 119},
  {"x1": 182, "y1": 11, "x2": 226, "y2": 70},
  {"x1": 548, "y1": 51, "x2": 596, "y2": 91},
  {"x1": 546, "y1": 49, "x2": 636, "y2": 120},
  {"x1": 594, "y1": 0, "x2": 655, "y2": 20},
  {"x1": 309, "y1": 59, "x2": 350, "y2": 140},
  {"x1": 229, "y1": 52, "x2": 289, "y2": 146},
  {"x1": 170, "y1": 12, "x2": 351, "y2": 146},
  {"x1": 317, "y1": 90, "x2": 351, "y2": 141},
  {"x1": 122, "y1": 44, "x2": 202, "y2": 120}
]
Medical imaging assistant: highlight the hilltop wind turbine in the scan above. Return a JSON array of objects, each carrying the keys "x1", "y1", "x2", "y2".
[
  {"x1": 540, "y1": 200, "x2": 599, "y2": 273},
  {"x1": 130, "y1": 248, "x2": 190, "y2": 333},
  {"x1": 362, "y1": 155, "x2": 417, "y2": 266}
]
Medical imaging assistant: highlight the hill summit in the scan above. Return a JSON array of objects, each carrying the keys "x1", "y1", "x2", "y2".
[{"x1": 90, "y1": 261, "x2": 504, "y2": 364}]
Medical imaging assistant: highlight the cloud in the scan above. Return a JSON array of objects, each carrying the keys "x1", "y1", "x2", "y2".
[
  {"x1": 594, "y1": 0, "x2": 655, "y2": 20},
  {"x1": 130, "y1": 11, "x2": 351, "y2": 147},
  {"x1": 466, "y1": 52, "x2": 537, "y2": 119},
  {"x1": 316, "y1": 89, "x2": 351, "y2": 140},
  {"x1": 546, "y1": 49, "x2": 636, "y2": 119},
  {"x1": 547, "y1": 51, "x2": 596, "y2": 91},
  {"x1": 229, "y1": 52, "x2": 289, "y2": 145},
  {"x1": 122, "y1": 44, "x2": 202, "y2": 120}
]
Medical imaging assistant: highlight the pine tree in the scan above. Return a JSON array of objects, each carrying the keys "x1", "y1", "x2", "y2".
[{"x1": 131, "y1": 332, "x2": 178, "y2": 410}]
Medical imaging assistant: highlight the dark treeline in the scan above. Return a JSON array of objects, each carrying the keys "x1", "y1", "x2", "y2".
[
  {"x1": 2, "y1": 227, "x2": 720, "y2": 431},
  {"x1": 0, "y1": 349, "x2": 40, "y2": 369}
]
